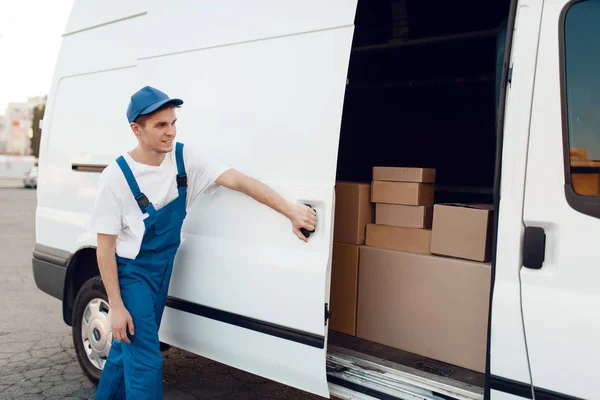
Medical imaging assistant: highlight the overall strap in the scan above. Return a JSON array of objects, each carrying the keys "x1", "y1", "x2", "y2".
[
  {"x1": 175, "y1": 142, "x2": 187, "y2": 190},
  {"x1": 116, "y1": 156, "x2": 157, "y2": 215}
]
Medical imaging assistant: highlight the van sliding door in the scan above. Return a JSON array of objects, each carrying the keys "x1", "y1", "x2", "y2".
[{"x1": 137, "y1": 1, "x2": 357, "y2": 397}]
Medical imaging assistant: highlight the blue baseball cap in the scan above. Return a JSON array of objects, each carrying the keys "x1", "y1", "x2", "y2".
[{"x1": 126, "y1": 86, "x2": 184, "y2": 123}]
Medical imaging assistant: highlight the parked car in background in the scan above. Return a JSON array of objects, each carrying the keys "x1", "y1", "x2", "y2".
[{"x1": 23, "y1": 165, "x2": 38, "y2": 188}]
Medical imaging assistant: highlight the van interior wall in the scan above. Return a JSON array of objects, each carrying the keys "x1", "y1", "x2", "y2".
[{"x1": 337, "y1": 0, "x2": 511, "y2": 204}]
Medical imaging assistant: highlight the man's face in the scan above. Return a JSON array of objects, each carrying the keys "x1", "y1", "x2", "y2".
[{"x1": 131, "y1": 107, "x2": 177, "y2": 154}]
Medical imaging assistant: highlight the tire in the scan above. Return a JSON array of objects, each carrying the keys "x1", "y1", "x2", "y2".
[{"x1": 72, "y1": 276, "x2": 110, "y2": 384}]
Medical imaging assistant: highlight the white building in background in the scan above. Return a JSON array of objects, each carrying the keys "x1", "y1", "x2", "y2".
[
  {"x1": 0, "y1": 96, "x2": 47, "y2": 155},
  {"x1": 3, "y1": 102, "x2": 30, "y2": 155}
]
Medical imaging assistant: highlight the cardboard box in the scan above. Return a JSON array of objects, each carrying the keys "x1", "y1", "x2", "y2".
[
  {"x1": 329, "y1": 243, "x2": 360, "y2": 336},
  {"x1": 371, "y1": 181, "x2": 434, "y2": 206},
  {"x1": 431, "y1": 204, "x2": 494, "y2": 262},
  {"x1": 366, "y1": 224, "x2": 431, "y2": 254},
  {"x1": 376, "y1": 204, "x2": 433, "y2": 229},
  {"x1": 334, "y1": 182, "x2": 375, "y2": 245},
  {"x1": 572, "y1": 173, "x2": 600, "y2": 196},
  {"x1": 357, "y1": 246, "x2": 491, "y2": 373},
  {"x1": 570, "y1": 148, "x2": 589, "y2": 161},
  {"x1": 373, "y1": 167, "x2": 436, "y2": 183}
]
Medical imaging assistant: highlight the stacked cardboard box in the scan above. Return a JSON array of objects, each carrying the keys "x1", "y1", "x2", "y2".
[
  {"x1": 356, "y1": 202, "x2": 494, "y2": 372},
  {"x1": 366, "y1": 167, "x2": 436, "y2": 254},
  {"x1": 329, "y1": 182, "x2": 374, "y2": 336},
  {"x1": 430, "y1": 204, "x2": 494, "y2": 262},
  {"x1": 352, "y1": 167, "x2": 495, "y2": 373},
  {"x1": 330, "y1": 172, "x2": 496, "y2": 373}
]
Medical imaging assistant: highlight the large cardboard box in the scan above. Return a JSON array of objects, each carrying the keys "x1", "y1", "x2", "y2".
[
  {"x1": 371, "y1": 181, "x2": 434, "y2": 206},
  {"x1": 376, "y1": 204, "x2": 433, "y2": 229},
  {"x1": 334, "y1": 182, "x2": 374, "y2": 245},
  {"x1": 366, "y1": 224, "x2": 431, "y2": 254},
  {"x1": 373, "y1": 167, "x2": 436, "y2": 183},
  {"x1": 431, "y1": 204, "x2": 494, "y2": 262},
  {"x1": 357, "y1": 246, "x2": 491, "y2": 373},
  {"x1": 329, "y1": 243, "x2": 360, "y2": 336}
]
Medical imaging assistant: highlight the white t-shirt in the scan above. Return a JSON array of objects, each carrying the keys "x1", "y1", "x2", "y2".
[{"x1": 88, "y1": 144, "x2": 230, "y2": 259}]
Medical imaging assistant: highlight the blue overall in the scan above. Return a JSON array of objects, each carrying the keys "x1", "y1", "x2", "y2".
[{"x1": 95, "y1": 142, "x2": 188, "y2": 400}]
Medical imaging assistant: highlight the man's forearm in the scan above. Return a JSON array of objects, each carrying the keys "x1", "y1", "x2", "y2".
[
  {"x1": 216, "y1": 169, "x2": 317, "y2": 241},
  {"x1": 97, "y1": 247, "x2": 123, "y2": 308},
  {"x1": 236, "y1": 176, "x2": 293, "y2": 218}
]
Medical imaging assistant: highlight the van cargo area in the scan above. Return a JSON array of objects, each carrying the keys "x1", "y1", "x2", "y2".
[{"x1": 327, "y1": 1, "x2": 510, "y2": 399}]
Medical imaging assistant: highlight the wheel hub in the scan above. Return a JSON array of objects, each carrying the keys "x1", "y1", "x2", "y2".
[{"x1": 81, "y1": 298, "x2": 112, "y2": 370}]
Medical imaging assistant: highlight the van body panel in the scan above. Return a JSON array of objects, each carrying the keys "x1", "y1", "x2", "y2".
[
  {"x1": 139, "y1": 0, "x2": 357, "y2": 59},
  {"x1": 521, "y1": 0, "x2": 600, "y2": 398},
  {"x1": 159, "y1": 307, "x2": 331, "y2": 397},
  {"x1": 490, "y1": 0, "x2": 543, "y2": 385},
  {"x1": 63, "y1": 0, "x2": 146, "y2": 35},
  {"x1": 36, "y1": 67, "x2": 139, "y2": 252},
  {"x1": 136, "y1": 26, "x2": 354, "y2": 185},
  {"x1": 58, "y1": 17, "x2": 144, "y2": 76}
]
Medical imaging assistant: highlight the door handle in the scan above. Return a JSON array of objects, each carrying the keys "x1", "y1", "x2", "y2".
[
  {"x1": 523, "y1": 226, "x2": 546, "y2": 269},
  {"x1": 300, "y1": 204, "x2": 316, "y2": 239}
]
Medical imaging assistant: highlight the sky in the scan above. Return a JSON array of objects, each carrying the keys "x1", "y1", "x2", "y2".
[{"x1": 0, "y1": 0, "x2": 75, "y2": 114}]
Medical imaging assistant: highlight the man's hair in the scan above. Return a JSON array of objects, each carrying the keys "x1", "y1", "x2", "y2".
[{"x1": 133, "y1": 103, "x2": 181, "y2": 127}]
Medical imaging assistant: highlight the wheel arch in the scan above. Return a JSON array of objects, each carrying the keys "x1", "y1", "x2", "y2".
[{"x1": 63, "y1": 246, "x2": 100, "y2": 326}]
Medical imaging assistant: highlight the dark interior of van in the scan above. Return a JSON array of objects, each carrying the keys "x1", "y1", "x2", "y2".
[
  {"x1": 329, "y1": 0, "x2": 512, "y2": 390},
  {"x1": 336, "y1": 0, "x2": 511, "y2": 204}
]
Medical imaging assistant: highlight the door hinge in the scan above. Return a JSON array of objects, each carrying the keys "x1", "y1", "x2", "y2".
[
  {"x1": 507, "y1": 65, "x2": 514, "y2": 86},
  {"x1": 325, "y1": 303, "x2": 331, "y2": 325}
]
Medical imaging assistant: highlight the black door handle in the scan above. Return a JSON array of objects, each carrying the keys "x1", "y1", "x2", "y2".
[
  {"x1": 523, "y1": 226, "x2": 546, "y2": 269},
  {"x1": 300, "y1": 204, "x2": 316, "y2": 239}
]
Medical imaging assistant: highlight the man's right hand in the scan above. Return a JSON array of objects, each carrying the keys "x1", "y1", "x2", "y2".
[
  {"x1": 97, "y1": 234, "x2": 134, "y2": 344},
  {"x1": 110, "y1": 304, "x2": 135, "y2": 344}
]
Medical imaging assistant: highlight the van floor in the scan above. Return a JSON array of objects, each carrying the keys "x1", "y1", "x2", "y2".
[{"x1": 328, "y1": 331, "x2": 485, "y2": 389}]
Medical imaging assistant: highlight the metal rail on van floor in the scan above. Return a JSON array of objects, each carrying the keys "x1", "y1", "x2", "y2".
[{"x1": 327, "y1": 346, "x2": 483, "y2": 400}]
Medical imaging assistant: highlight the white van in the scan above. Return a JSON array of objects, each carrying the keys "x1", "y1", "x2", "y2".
[{"x1": 32, "y1": 0, "x2": 599, "y2": 399}]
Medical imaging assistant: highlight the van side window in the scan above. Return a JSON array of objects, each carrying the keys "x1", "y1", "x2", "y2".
[{"x1": 562, "y1": 0, "x2": 600, "y2": 198}]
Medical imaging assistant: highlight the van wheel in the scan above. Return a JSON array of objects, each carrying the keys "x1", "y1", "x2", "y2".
[
  {"x1": 72, "y1": 277, "x2": 173, "y2": 383},
  {"x1": 72, "y1": 276, "x2": 111, "y2": 383}
]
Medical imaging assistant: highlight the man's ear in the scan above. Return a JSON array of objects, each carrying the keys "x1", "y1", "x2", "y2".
[{"x1": 130, "y1": 122, "x2": 142, "y2": 137}]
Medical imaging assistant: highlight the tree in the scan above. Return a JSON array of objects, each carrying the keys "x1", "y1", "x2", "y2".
[{"x1": 30, "y1": 104, "x2": 45, "y2": 158}]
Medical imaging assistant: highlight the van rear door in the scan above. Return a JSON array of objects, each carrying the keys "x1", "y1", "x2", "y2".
[
  {"x1": 136, "y1": 2, "x2": 358, "y2": 397},
  {"x1": 520, "y1": 0, "x2": 600, "y2": 399}
]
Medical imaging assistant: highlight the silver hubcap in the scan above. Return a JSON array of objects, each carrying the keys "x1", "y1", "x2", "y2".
[{"x1": 81, "y1": 298, "x2": 112, "y2": 370}]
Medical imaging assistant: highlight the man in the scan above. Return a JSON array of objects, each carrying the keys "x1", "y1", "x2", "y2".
[{"x1": 89, "y1": 86, "x2": 317, "y2": 399}]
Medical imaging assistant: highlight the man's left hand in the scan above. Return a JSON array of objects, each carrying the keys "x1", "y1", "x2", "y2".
[{"x1": 288, "y1": 204, "x2": 317, "y2": 242}]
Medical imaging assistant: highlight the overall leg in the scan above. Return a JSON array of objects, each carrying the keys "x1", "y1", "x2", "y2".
[
  {"x1": 154, "y1": 258, "x2": 174, "y2": 329},
  {"x1": 120, "y1": 278, "x2": 164, "y2": 400},
  {"x1": 94, "y1": 260, "x2": 132, "y2": 400},
  {"x1": 94, "y1": 341, "x2": 126, "y2": 400}
]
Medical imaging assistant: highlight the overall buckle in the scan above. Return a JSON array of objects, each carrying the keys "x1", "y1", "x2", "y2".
[
  {"x1": 177, "y1": 173, "x2": 187, "y2": 188},
  {"x1": 135, "y1": 193, "x2": 150, "y2": 211}
]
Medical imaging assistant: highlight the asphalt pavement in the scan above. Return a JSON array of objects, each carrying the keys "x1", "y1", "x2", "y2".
[{"x1": 0, "y1": 184, "x2": 327, "y2": 400}]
